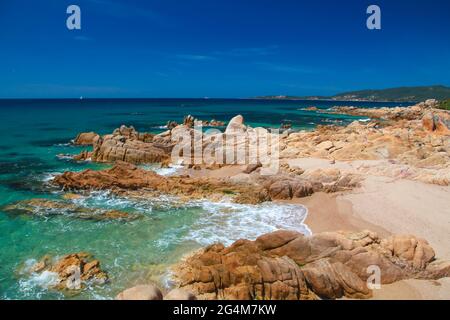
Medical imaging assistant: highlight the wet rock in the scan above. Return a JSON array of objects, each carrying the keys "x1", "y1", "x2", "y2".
[
  {"x1": 2, "y1": 198, "x2": 139, "y2": 222},
  {"x1": 25, "y1": 253, "x2": 108, "y2": 291},
  {"x1": 72, "y1": 150, "x2": 92, "y2": 161},
  {"x1": 53, "y1": 162, "x2": 270, "y2": 204}
]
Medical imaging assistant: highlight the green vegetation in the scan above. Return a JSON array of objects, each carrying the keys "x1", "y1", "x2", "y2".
[
  {"x1": 437, "y1": 99, "x2": 450, "y2": 110},
  {"x1": 255, "y1": 85, "x2": 450, "y2": 103},
  {"x1": 331, "y1": 85, "x2": 450, "y2": 102}
]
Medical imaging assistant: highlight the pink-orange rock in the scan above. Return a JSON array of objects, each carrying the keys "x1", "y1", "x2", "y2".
[{"x1": 172, "y1": 230, "x2": 449, "y2": 300}]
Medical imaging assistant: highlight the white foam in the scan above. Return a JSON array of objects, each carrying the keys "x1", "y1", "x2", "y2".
[
  {"x1": 158, "y1": 201, "x2": 311, "y2": 247},
  {"x1": 54, "y1": 142, "x2": 71, "y2": 147},
  {"x1": 19, "y1": 271, "x2": 59, "y2": 291},
  {"x1": 75, "y1": 191, "x2": 311, "y2": 248},
  {"x1": 154, "y1": 165, "x2": 183, "y2": 176},
  {"x1": 41, "y1": 172, "x2": 62, "y2": 182}
]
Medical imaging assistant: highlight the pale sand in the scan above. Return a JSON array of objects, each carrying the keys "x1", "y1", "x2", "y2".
[
  {"x1": 293, "y1": 173, "x2": 450, "y2": 300},
  {"x1": 189, "y1": 159, "x2": 450, "y2": 299},
  {"x1": 371, "y1": 278, "x2": 450, "y2": 300},
  {"x1": 341, "y1": 175, "x2": 450, "y2": 260}
]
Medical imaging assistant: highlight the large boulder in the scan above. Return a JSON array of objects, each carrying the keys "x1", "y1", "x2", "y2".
[
  {"x1": 164, "y1": 288, "x2": 197, "y2": 300},
  {"x1": 225, "y1": 115, "x2": 246, "y2": 134},
  {"x1": 172, "y1": 230, "x2": 450, "y2": 300},
  {"x1": 116, "y1": 285, "x2": 163, "y2": 300},
  {"x1": 72, "y1": 125, "x2": 167, "y2": 165},
  {"x1": 73, "y1": 132, "x2": 99, "y2": 146},
  {"x1": 91, "y1": 135, "x2": 168, "y2": 164},
  {"x1": 422, "y1": 111, "x2": 450, "y2": 135}
]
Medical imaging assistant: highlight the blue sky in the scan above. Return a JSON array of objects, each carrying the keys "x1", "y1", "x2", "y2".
[{"x1": 0, "y1": 0, "x2": 449, "y2": 98}]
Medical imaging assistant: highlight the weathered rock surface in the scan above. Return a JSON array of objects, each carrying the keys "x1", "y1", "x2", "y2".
[
  {"x1": 2, "y1": 198, "x2": 139, "y2": 221},
  {"x1": 164, "y1": 288, "x2": 197, "y2": 300},
  {"x1": 172, "y1": 230, "x2": 450, "y2": 300},
  {"x1": 91, "y1": 126, "x2": 168, "y2": 164},
  {"x1": 116, "y1": 284, "x2": 163, "y2": 300},
  {"x1": 71, "y1": 125, "x2": 171, "y2": 165},
  {"x1": 282, "y1": 101, "x2": 450, "y2": 185},
  {"x1": 25, "y1": 253, "x2": 108, "y2": 291},
  {"x1": 225, "y1": 115, "x2": 246, "y2": 134},
  {"x1": 73, "y1": 132, "x2": 100, "y2": 146},
  {"x1": 53, "y1": 162, "x2": 270, "y2": 204},
  {"x1": 52, "y1": 162, "x2": 361, "y2": 203}
]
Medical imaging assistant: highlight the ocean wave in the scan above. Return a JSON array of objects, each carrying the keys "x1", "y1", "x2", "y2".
[
  {"x1": 138, "y1": 164, "x2": 183, "y2": 176},
  {"x1": 157, "y1": 200, "x2": 310, "y2": 248},
  {"x1": 41, "y1": 171, "x2": 62, "y2": 182},
  {"x1": 154, "y1": 165, "x2": 183, "y2": 176},
  {"x1": 56, "y1": 154, "x2": 74, "y2": 160},
  {"x1": 19, "y1": 271, "x2": 59, "y2": 288},
  {"x1": 54, "y1": 142, "x2": 72, "y2": 147}
]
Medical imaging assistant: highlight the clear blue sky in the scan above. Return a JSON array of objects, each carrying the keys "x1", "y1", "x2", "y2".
[{"x1": 0, "y1": 0, "x2": 449, "y2": 98}]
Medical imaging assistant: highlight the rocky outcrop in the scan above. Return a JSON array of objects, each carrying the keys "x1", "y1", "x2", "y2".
[
  {"x1": 73, "y1": 132, "x2": 99, "y2": 146},
  {"x1": 328, "y1": 99, "x2": 440, "y2": 121},
  {"x1": 172, "y1": 230, "x2": 450, "y2": 300},
  {"x1": 90, "y1": 125, "x2": 168, "y2": 164},
  {"x1": 71, "y1": 125, "x2": 171, "y2": 165},
  {"x1": 166, "y1": 116, "x2": 225, "y2": 130},
  {"x1": 53, "y1": 162, "x2": 270, "y2": 204},
  {"x1": 225, "y1": 115, "x2": 246, "y2": 133},
  {"x1": 25, "y1": 253, "x2": 108, "y2": 291},
  {"x1": 282, "y1": 101, "x2": 450, "y2": 185},
  {"x1": 2, "y1": 198, "x2": 139, "y2": 221},
  {"x1": 52, "y1": 162, "x2": 361, "y2": 204},
  {"x1": 422, "y1": 111, "x2": 450, "y2": 135}
]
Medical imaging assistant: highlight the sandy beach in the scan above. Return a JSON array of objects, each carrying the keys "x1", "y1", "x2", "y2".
[{"x1": 285, "y1": 162, "x2": 450, "y2": 300}]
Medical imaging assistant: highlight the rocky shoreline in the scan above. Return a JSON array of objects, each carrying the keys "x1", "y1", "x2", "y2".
[{"x1": 12, "y1": 100, "x2": 450, "y2": 299}]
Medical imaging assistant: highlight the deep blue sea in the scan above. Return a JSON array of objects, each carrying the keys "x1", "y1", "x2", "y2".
[{"x1": 0, "y1": 98, "x2": 409, "y2": 299}]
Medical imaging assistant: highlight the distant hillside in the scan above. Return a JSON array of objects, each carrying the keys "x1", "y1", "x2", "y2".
[{"x1": 255, "y1": 85, "x2": 450, "y2": 102}]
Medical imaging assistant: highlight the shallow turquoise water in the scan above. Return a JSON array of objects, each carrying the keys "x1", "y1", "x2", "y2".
[{"x1": 0, "y1": 98, "x2": 407, "y2": 299}]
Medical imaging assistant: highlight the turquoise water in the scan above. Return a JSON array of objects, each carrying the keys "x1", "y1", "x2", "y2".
[{"x1": 0, "y1": 98, "x2": 408, "y2": 299}]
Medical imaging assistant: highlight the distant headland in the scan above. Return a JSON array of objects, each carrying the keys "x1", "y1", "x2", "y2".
[{"x1": 254, "y1": 85, "x2": 450, "y2": 103}]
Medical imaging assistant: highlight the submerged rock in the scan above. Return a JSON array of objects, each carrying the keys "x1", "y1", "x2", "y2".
[
  {"x1": 53, "y1": 161, "x2": 271, "y2": 204},
  {"x1": 2, "y1": 198, "x2": 139, "y2": 221},
  {"x1": 23, "y1": 253, "x2": 108, "y2": 291},
  {"x1": 172, "y1": 230, "x2": 449, "y2": 300}
]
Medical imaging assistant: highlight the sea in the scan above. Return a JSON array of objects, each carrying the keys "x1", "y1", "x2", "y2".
[{"x1": 0, "y1": 98, "x2": 410, "y2": 299}]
